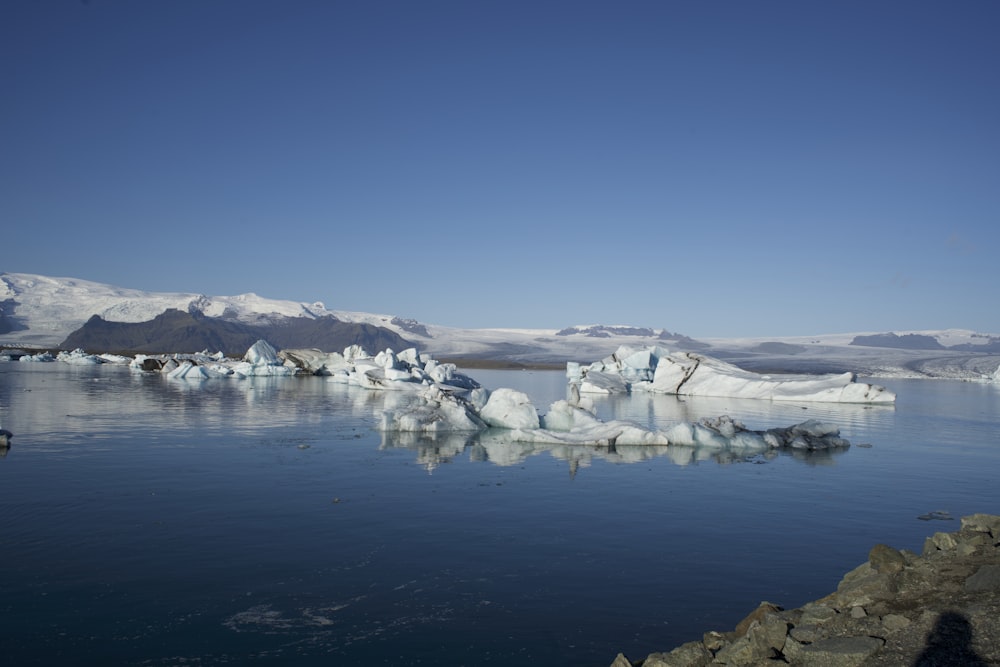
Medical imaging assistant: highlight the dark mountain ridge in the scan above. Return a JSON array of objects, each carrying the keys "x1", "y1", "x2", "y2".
[{"x1": 60, "y1": 309, "x2": 413, "y2": 356}]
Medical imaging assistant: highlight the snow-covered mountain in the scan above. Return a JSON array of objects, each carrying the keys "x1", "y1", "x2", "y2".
[{"x1": 2, "y1": 272, "x2": 999, "y2": 379}]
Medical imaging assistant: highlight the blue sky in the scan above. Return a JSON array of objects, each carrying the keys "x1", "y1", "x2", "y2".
[{"x1": 3, "y1": 1, "x2": 998, "y2": 338}]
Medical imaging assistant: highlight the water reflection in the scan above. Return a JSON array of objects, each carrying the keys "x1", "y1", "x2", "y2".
[
  {"x1": 592, "y1": 391, "x2": 896, "y2": 435},
  {"x1": 379, "y1": 429, "x2": 850, "y2": 473}
]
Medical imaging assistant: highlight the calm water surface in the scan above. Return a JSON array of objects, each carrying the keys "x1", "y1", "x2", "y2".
[{"x1": 1, "y1": 362, "x2": 998, "y2": 666}]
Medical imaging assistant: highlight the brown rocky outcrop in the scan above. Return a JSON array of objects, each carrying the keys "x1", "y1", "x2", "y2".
[{"x1": 611, "y1": 513, "x2": 1000, "y2": 666}]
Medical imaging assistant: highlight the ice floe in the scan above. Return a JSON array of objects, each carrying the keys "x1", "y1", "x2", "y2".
[
  {"x1": 280, "y1": 345, "x2": 479, "y2": 391},
  {"x1": 568, "y1": 345, "x2": 895, "y2": 404},
  {"x1": 56, "y1": 348, "x2": 105, "y2": 365},
  {"x1": 376, "y1": 383, "x2": 851, "y2": 453}
]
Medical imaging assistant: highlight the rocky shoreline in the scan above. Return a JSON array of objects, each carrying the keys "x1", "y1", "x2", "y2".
[{"x1": 611, "y1": 514, "x2": 1000, "y2": 666}]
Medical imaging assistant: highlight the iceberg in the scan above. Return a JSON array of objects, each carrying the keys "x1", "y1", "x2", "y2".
[
  {"x1": 478, "y1": 388, "x2": 541, "y2": 429},
  {"x1": 280, "y1": 345, "x2": 480, "y2": 392},
  {"x1": 125, "y1": 341, "x2": 478, "y2": 389},
  {"x1": 56, "y1": 348, "x2": 104, "y2": 365},
  {"x1": 131, "y1": 341, "x2": 296, "y2": 380},
  {"x1": 377, "y1": 385, "x2": 486, "y2": 433},
  {"x1": 166, "y1": 360, "x2": 225, "y2": 380},
  {"x1": 569, "y1": 345, "x2": 895, "y2": 404},
  {"x1": 227, "y1": 339, "x2": 296, "y2": 377},
  {"x1": 18, "y1": 351, "x2": 56, "y2": 362},
  {"x1": 376, "y1": 384, "x2": 851, "y2": 453}
]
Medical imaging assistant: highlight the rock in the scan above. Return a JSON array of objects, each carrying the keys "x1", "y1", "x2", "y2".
[
  {"x1": 881, "y1": 613, "x2": 912, "y2": 632},
  {"x1": 800, "y1": 602, "x2": 838, "y2": 625},
  {"x1": 789, "y1": 624, "x2": 823, "y2": 643},
  {"x1": 609, "y1": 652, "x2": 633, "y2": 667},
  {"x1": 717, "y1": 615, "x2": 788, "y2": 663},
  {"x1": 733, "y1": 601, "x2": 783, "y2": 636},
  {"x1": 641, "y1": 641, "x2": 711, "y2": 667},
  {"x1": 784, "y1": 635, "x2": 884, "y2": 666},
  {"x1": 868, "y1": 543, "x2": 906, "y2": 574},
  {"x1": 701, "y1": 630, "x2": 728, "y2": 653},
  {"x1": 924, "y1": 531, "x2": 959, "y2": 555},
  {"x1": 961, "y1": 513, "x2": 1000, "y2": 538},
  {"x1": 965, "y1": 564, "x2": 1000, "y2": 592}
]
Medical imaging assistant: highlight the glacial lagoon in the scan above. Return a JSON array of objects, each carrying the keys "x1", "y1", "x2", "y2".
[{"x1": 1, "y1": 362, "x2": 999, "y2": 665}]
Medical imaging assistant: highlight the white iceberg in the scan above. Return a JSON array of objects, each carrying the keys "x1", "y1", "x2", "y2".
[
  {"x1": 18, "y1": 351, "x2": 56, "y2": 362},
  {"x1": 166, "y1": 360, "x2": 225, "y2": 380},
  {"x1": 377, "y1": 385, "x2": 486, "y2": 433},
  {"x1": 134, "y1": 340, "x2": 297, "y2": 380},
  {"x1": 478, "y1": 388, "x2": 541, "y2": 429},
  {"x1": 97, "y1": 353, "x2": 131, "y2": 365},
  {"x1": 56, "y1": 348, "x2": 104, "y2": 365},
  {"x1": 570, "y1": 345, "x2": 895, "y2": 404},
  {"x1": 280, "y1": 345, "x2": 480, "y2": 392},
  {"x1": 376, "y1": 384, "x2": 851, "y2": 453},
  {"x1": 226, "y1": 339, "x2": 296, "y2": 377}
]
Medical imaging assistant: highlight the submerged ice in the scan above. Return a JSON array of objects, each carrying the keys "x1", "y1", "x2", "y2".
[{"x1": 567, "y1": 345, "x2": 895, "y2": 404}]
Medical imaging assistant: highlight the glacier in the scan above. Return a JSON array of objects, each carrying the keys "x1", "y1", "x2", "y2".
[{"x1": 568, "y1": 345, "x2": 896, "y2": 404}]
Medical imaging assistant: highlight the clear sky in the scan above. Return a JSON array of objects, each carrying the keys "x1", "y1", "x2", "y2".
[{"x1": 3, "y1": 1, "x2": 998, "y2": 338}]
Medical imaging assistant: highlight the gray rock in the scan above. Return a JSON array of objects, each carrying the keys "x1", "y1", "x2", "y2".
[
  {"x1": 712, "y1": 615, "x2": 788, "y2": 665},
  {"x1": 965, "y1": 564, "x2": 1000, "y2": 592},
  {"x1": 789, "y1": 623, "x2": 824, "y2": 643},
  {"x1": 701, "y1": 630, "x2": 727, "y2": 653},
  {"x1": 961, "y1": 513, "x2": 1000, "y2": 537},
  {"x1": 868, "y1": 543, "x2": 906, "y2": 574},
  {"x1": 785, "y1": 635, "x2": 885, "y2": 666},
  {"x1": 924, "y1": 531, "x2": 959, "y2": 555},
  {"x1": 733, "y1": 601, "x2": 783, "y2": 636},
  {"x1": 881, "y1": 613, "x2": 912, "y2": 632},
  {"x1": 608, "y1": 652, "x2": 633, "y2": 667},
  {"x1": 800, "y1": 602, "x2": 838, "y2": 625},
  {"x1": 641, "y1": 641, "x2": 710, "y2": 667}
]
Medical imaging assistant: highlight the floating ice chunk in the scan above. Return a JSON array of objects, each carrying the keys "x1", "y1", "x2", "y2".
[
  {"x1": 230, "y1": 340, "x2": 296, "y2": 376},
  {"x1": 98, "y1": 353, "x2": 131, "y2": 364},
  {"x1": 56, "y1": 348, "x2": 103, "y2": 365},
  {"x1": 424, "y1": 360, "x2": 479, "y2": 390},
  {"x1": 19, "y1": 351, "x2": 56, "y2": 362},
  {"x1": 376, "y1": 383, "x2": 851, "y2": 452},
  {"x1": 342, "y1": 344, "x2": 370, "y2": 363},
  {"x1": 277, "y1": 345, "x2": 478, "y2": 391},
  {"x1": 376, "y1": 386, "x2": 486, "y2": 433},
  {"x1": 278, "y1": 348, "x2": 348, "y2": 375},
  {"x1": 245, "y1": 340, "x2": 281, "y2": 366},
  {"x1": 167, "y1": 361, "x2": 218, "y2": 380},
  {"x1": 579, "y1": 371, "x2": 629, "y2": 394},
  {"x1": 572, "y1": 345, "x2": 895, "y2": 404},
  {"x1": 538, "y1": 400, "x2": 603, "y2": 431},
  {"x1": 478, "y1": 388, "x2": 540, "y2": 429}
]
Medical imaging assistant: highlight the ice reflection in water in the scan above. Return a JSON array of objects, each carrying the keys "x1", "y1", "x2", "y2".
[{"x1": 380, "y1": 428, "x2": 851, "y2": 474}]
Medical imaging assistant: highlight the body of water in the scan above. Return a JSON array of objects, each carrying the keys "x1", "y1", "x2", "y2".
[{"x1": 1, "y1": 362, "x2": 998, "y2": 665}]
